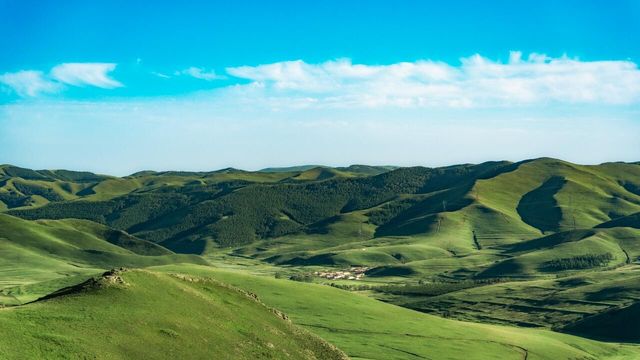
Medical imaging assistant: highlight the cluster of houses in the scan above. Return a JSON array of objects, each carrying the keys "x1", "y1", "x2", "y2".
[{"x1": 313, "y1": 267, "x2": 369, "y2": 280}]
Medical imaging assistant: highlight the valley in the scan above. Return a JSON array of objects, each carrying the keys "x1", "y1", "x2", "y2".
[{"x1": 1, "y1": 158, "x2": 639, "y2": 359}]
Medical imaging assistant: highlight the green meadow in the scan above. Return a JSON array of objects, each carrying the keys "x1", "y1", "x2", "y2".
[
  {"x1": 0, "y1": 269, "x2": 346, "y2": 359},
  {"x1": 1, "y1": 159, "x2": 640, "y2": 358}
]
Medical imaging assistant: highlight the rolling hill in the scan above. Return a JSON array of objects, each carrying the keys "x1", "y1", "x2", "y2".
[
  {"x1": 148, "y1": 263, "x2": 640, "y2": 360},
  {"x1": 0, "y1": 269, "x2": 347, "y2": 359},
  {"x1": 5, "y1": 159, "x2": 639, "y2": 258},
  {"x1": 0, "y1": 213, "x2": 206, "y2": 304},
  {"x1": 1, "y1": 158, "x2": 640, "y2": 355}
]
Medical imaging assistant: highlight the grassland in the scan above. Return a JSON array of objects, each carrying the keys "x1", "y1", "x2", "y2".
[
  {"x1": 0, "y1": 213, "x2": 206, "y2": 304},
  {"x1": 1, "y1": 159, "x2": 640, "y2": 358},
  {"x1": 149, "y1": 263, "x2": 640, "y2": 360},
  {"x1": 0, "y1": 269, "x2": 347, "y2": 359}
]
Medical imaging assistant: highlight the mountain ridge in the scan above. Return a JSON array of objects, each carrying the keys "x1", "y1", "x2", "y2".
[{"x1": 3, "y1": 158, "x2": 639, "y2": 255}]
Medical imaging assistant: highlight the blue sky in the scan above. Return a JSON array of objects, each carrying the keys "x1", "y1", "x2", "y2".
[{"x1": 1, "y1": 0, "x2": 639, "y2": 174}]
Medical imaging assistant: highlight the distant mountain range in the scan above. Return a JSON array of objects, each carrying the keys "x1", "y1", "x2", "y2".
[{"x1": 2, "y1": 159, "x2": 639, "y2": 255}]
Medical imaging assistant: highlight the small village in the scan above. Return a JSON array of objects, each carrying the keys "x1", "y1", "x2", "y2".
[{"x1": 313, "y1": 267, "x2": 370, "y2": 281}]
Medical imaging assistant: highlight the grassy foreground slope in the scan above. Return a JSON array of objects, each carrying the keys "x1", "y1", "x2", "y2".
[
  {"x1": 0, "y1": 269, "x2": 347, "y2": 360},
  {"x1": 150, "y1": 264, "x2": 640, "y2": 360}
]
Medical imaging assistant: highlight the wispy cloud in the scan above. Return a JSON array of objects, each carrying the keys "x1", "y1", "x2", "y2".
[
  {"x1": 175, "y1": 67, "x2": 224, "y2": 81},
  {"x1": 50, "y1": 63, "x2": 123, "y2": 88},
  {"x1": 3, "y1": 53, "x2": 639, "y2": 108},
  {"x1": 0, "y1": 70, "x2": 62, "y2": 97},
  {"x1": 0, "y1": 63, "x2": 123, "y2": 97},
  {"x1": 152, "y1": 72, "x2": 171, "y2": 79},
  {"x1": 226, "y1": 52, "x2": 640, "y2": 108}
]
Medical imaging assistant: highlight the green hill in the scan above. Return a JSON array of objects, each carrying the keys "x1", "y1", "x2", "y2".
[
  {"x1": 259, "y1": 165, "x2": 322, "y2": 172},
  {"x1": 288, "y1": 167, "x2": 348, "y2": 181},
  {"x1": 1, "y1": 159, "x2": 640, "y2": 358},
  {"x1": 4, "y1": 159, "x2": 640, "y2": 283},
  {"x1": 0, "y1": 269, "x2": 347, "y2": 360},
  {"x1": 5, "y1": 161, "x2": 520, "y2": 251},
  {"x1": 259, "y1": 164, "x2": 396, "y2": 176},
  {"x1": 148, "y1": 264, "x2": 640, "y2": 360},
  {"x1": 0, "y1": 214, "x2": 205, "y2": 304},
  {"x1": 4, "y1": 158, "x2": 640, "y2": 294}
]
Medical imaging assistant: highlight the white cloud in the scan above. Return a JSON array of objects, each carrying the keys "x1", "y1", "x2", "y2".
[
  {"x1": 0, "y1": 70, "x2": 62, "y2": 97},
  {"x1": 4, "y1": 53, "x2": 639, "y2": 108},
  {"x1": 176, "y1": 67, "x2": 224, "y2": 81},
  {"x1": 225, "y1": 53, "x2": 640, "y2": 108},
  {"x1": 152, "y1": 72, "x2": 171, "y2": 79},
  {"x1": 50, "y1": 63, "x2": 123, "y2": 88}
]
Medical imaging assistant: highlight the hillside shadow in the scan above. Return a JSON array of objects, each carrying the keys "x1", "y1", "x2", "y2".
[
  {"x1": 517, "y1": 176, "x2": 566, "y2": 233},
  {"x1": 504, "y1": 229, "x2": 595, "y2": 254},
  {"x1": 562, "y1": 302, "x2": 640, "y2": 343}
]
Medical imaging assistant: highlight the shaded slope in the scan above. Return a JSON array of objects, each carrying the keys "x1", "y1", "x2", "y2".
[
  {"x1": 563, "y1": 302, "x2": 640, "y2": 342},
  {"x1": 477, "y1": 228, "x2": 630, "y2": 277},
  {"x1": 596, "y1": 212, "x2": 640, "y2": 229},
  {"x1": 0, "y1": 165, "x2": 109, "y2": 182},
  {"x1": 517, "y1": 176, "x2": 566, "y2": 233},
  {"x1": 400, "y1": 265, "x2": 640, "y2": 330},
  {"x1": 0, "y1": 269, "x2": 347, "y2": 360},
  {"x1": 0, "y1": 165, "x2": 113, "y2": 210},
  {"x1": 259, "y1": 165, "x2": 321, "y2": 173},
  {"x1": 369, "y1": 161, "x2": 517, "y2": 237},
  {"x1": 475, "y1": 158, "x2": 640, "y2": 232},
  {"x1": 289, "y1": 167, "x2": 346, "y2": 181},
  {"x1": 335, "y1": 165, "x2": 397, "y2": 176}
]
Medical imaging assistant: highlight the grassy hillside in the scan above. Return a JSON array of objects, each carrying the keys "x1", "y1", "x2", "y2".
[
  {"x1": 221, "y1": 159, "x2": 640, "y2": 276},
  {"x1": 394, "y1": 264, "x2": 640, "y2": 328},
  {"x1": 149, "y1": 264, "x2": 640, "y2": 360},
  {"x1": 2, "y1": 159, "x2": 640, "y2": 351},
  {"x1": 0, "y1": 214, "x2": 205, "y2": 304},
  {"x1": 5, "y1": 160, "x2": 638, "y2": 289},
  {"x1": 259, "y1": 164, "x2": 396, "y2": 176},
  {"x1": 0, "y1": 269, "x2": 347, "y2": 360},
  {"x1": 6, "y1": 161, "x2": 522, "y2": 251}
]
